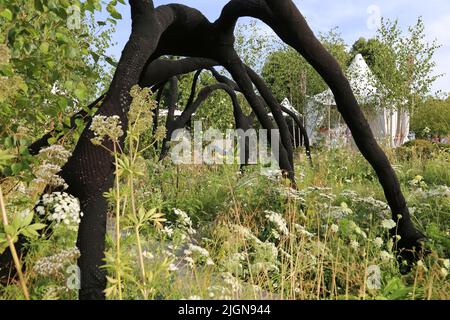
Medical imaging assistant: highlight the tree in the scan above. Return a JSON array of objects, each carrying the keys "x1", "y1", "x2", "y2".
[
  {"x1": 0, "y1": 0, "x2": 120, "y2": 177},
  {"x1": 411, "y1": 97, "x2": 450, "y2": 140},
  {"x1": 262, "y1": 28, "x2": 350, "y2": 115},
  {"x1": 351, "y1": 18, "x2": 441, "y2": 113}
]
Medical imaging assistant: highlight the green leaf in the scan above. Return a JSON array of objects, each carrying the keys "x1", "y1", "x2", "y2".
[
  {"x1": 11, "y1": 162, "x2": 23, "y2": 175},
  {"x1": 75, "y1": 86, "x2": 88, "y2": 100},
  {"x1": 105, "y1": 56, "x2": 117, "y2": 67},
  {"x1": 39, "y1": 41, "x2": 49, "y2": 54},
  {"x1": 21, "y1": 211, "x2": 34, "y2": 228},
  {"x1": 107, "y1": 4, "x2": 122, "y2": 20},
  {"x1": 0, "y1": 150, "x2": 15, "y2": 169},
  {"x1": 0, "y1": 9, "x2": 13, "y2": 21},
  {"x1": 4, "y1": 224, "x2": 16, "y2": 237},
  {"x1": 28, "y1": 223, "x2": 47, "y2": 231},
  {"x1": 34, "y1": 0, "x2": 45, "y2": 12}
]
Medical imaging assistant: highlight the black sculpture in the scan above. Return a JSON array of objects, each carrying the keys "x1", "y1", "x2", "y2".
[{"x1": 1, "y1": 0, "x2": 424, "y2": 300}]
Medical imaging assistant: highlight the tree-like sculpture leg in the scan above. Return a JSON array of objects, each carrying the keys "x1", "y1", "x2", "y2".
[
  {"x1": 265, "y1": 0, "x2": 424, "y2": 256},
  {"x1": 59, "y1": 0, "x2": 162, "y2": 300},
  {"x1": 218, "y1": 0, "x2": 424, "y2": 259},
  {"x1": 160, "y1": 76, "x2": 179, "y2": 160},
  {"x1": 222, "y1": 54, "x2": 295, "y2": 181},
  {"x1": 245, "y1": 66, "x2": 312, "y2": 164}
]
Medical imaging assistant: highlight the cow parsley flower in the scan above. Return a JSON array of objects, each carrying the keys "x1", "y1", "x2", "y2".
[
  {"x1": 380, "y1": 250, "x2": 394, "y2": 262},
  {"x1": 35, "y1": 192, "x2": 83, "y2": 226},
  {"x1": 265, "y1": 210, "x2": 289, "y2": 237},
  {"x1": 373, "y1": 237, "x2": 384, "y2": 249},
  {"x1": 381, "y1": 219, "x2": 396, "y2": 230},
  {"x1": 39, "y1": 145, "x2": 72, "y2": 165},
  {"x1": 350, "y1": 240, "x2": 360, "y2": 250},
  {"x1": 128, "y1": 85, "x2": 155, "y2": 136},
  {"x1": 33, "y1": 163, "x2": 68, "y2": 189},
  {"x1": 90, "y1": 115, "x2": 124, "y2": 145},
  {"x1": 330, "y1": 224, "x2": 339, "y2": 234},
  {"x1": 160, "y1": 226, "x2": 174, "y2": 238},
  {"x1": 168, "y1": 263, "x2": 179, "y2": 272},
  {"x1": 33, "y1": 247, "x2": 80, "y2": 277},
  {"x1": 173, "y1": 208, "x2": 196, "y2": 236}
]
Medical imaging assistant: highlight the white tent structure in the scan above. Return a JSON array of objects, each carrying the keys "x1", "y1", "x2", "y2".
[
  {"x1": 306, "y1": 54, "x2": 410, "y2": 148},
  {"x1": 268, "y1": 98, "x2": 304, "y2": 147}
]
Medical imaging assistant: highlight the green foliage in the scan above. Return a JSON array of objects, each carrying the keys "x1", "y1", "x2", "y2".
[
  {"x1": 411, "y1": 98, "x2": 450, "y2": 138},
  {"x1": 262, "y1": 28, "x2": 350, "y2": 113},
  {"x1": 354, "y1": 18, "x2": 441, "y2": 112},
  {"x1": 0, "y1": 0, "x2": 120, "y2": 178}
]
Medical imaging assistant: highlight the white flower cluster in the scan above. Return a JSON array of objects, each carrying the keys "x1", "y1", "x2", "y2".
[
  {"x1": 381, "y1": 219, "x2": 397, "y2": 230},
  {"x1": 340, "y1": 190, "x2": 390, "y2": 218},
  {"x1": 260, "y1": 169, "x2": 283, "y2": 181},
  {"x1": 183, "y1": 243, "x2": 214, "y2": 267},
  {"x1": 207, "y1": 285, "x2": 232, "y2": 300},
  {"x1": 32, "y1": 145, "x2": 72, "y2": 189},
  {"x1": 33, "y1": 163, "x2": 68, "y2": 189},
  {"x1": 277, "y1": 187, "x2": 307, "y2": 202},
  {"x1": 380, "y1": 250, "x2": 394, "y2": 262},
  {"x1": 33, "y1": 247, "x2": 80, "y2": 277},
  {"x1": 90, "y1": 115, "x2": 124, "y2": 145},
  {"x1": 173, "y1": 208, "x2": 196, "y2": 236},
  {"x1": 414, "y1": 185, "x2": 450, "y2": 199},
  {"x1": 35, "y1": 192, "x2": 83, "y2": 226},
  {"x1": 265, "y1": 210, "x2": 289, "y2": 239},
  {"x1": 229, "y1": 224, "x2": 280, "y2": 275},
  {"x1": 42, "y1": 286, "x2": 70, "y2": 300},
  {"x1": 294, "y1": 223, "x2": 315, "y2": 238},
  {"x1": 221, "y1": 272, "x2": 242, "y2": 294},
  {"x1": 373, "y1": 237, "x2": 384, "y2": 249},
  {"x1": 39, "y1": 145, "x2": 72, "y2": 165}
]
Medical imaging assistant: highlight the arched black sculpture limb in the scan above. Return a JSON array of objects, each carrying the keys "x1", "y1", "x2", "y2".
[
  {"x1": 1, "y1": 0, "x2": 424, "y2": 300},
  {"x1": 158, "y1": 79, "x2": 254, "y2": 163},
  {"x1": 208, "y1": 66, "x2": 312, "y2": 163}
]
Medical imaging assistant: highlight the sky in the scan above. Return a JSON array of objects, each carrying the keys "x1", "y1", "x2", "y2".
[{"x1": 96, "y1": 0, "x2": 450, "y2": 94}]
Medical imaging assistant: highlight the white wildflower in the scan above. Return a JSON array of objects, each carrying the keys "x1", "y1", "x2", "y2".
[
  {"x1": 381, "y1": 219, "x2": 397, "y2": 230},
  {"x1": 350, "y1": 240, "x2": 360, "y2": 250},
  {"x1": 265, "y1": 210, "x2": 289, "y2": 237},
  {"x1": 380, "y1": 250, "x2": 393, "y2": 262},
  {"x1": 417, "y1": 260, "x2": 428, "y2": 272},
  {"x1": 35, "y1": 192, "x2": 83, "y2": 226},
  {"x1": 294, "y1": 224, "x2": 315, "y2": 238},
  {"x1": 33, "y1": 163, "x2": 68, "y2": 189},
  {"x1": 142, "y1": 251, "x2": 154, "y2": 260},
  {"x1": 373, "y1": 237, "x2": 384, "y2": 249},
  {"x1": 33, "y1": 247, "x2": 80, "y2": 277},
  {"x1": 330, "y1": 224, "x2": 339, "y2": 234},
  {"x1": 443, "y1": 259, "x2": 449, "y2": 270},
  {"x1": 168, "y1": 263, "x2": 178, "y2": 272},
  {"x1": 39, "y1": 145, "x2": 72, "y2": 165},
  {"x1": 188, "y1": 244, "x2": 210, "y2": 257},
  {"x1": 160, "y1": 226, "x2": 174, "y2": 237},
  {"x1": 90, "y1": 115, "x2": 124, "y2": 145}
]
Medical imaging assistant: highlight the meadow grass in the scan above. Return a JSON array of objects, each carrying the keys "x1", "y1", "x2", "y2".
[{"x1": 1, "y1": 142, "x2": 448, "y2": 300}]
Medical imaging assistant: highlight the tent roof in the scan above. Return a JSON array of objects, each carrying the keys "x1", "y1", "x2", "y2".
[
  {"x1": 268, "y1": 98, "x2": 302, "y2": 119},
  {"x1": 311, "y1": 54, "x2": 379, "y2": 106}
]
